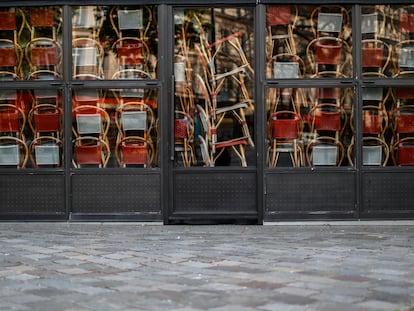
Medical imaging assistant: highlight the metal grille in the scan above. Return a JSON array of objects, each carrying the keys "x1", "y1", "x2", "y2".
[
  {"x1": 71, "y1": 174, "x2": 161, "y2": 214},
  {"x1": 173, "y1": 172, "x2": 256, "y2": 212},
  {"x1": 266, "y1": 172, "x2": 356, "y2": 213},
  {"x1": 0, "y1": 175, "x2": 65, "y2": 214},
  {"x1": 362, "y1": 172, "x2": 414, "y2": 213}
]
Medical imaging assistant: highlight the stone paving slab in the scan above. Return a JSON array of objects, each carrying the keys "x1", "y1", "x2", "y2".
[{"x1": 0, "y1": 222, "x2": 413, "y2": 311}]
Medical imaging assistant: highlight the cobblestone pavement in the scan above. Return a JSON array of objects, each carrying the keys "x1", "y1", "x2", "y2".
[{"x1": 0, "y1": 222, "x2": 413, "y2": 311}]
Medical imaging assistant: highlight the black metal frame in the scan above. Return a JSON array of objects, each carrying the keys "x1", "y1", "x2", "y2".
[{"x1": 0, "y1": 1, "x2": 413, "y2": 223}]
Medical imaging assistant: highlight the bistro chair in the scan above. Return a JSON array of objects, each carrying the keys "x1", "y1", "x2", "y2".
[
  {"x1": 72, "y1": 105, "x2": 111, "y2": 168},
  {"x1": 0, "y1": 104, "x2": 26, "y2": 139},
  {"x1": 27, "y1": 7, "x2": 60, "y2": 41},
  {"x1": 272, "y1": 53, "x2": 305, "y2": 79},
  {"x1": 28, "y1": 104, "x2": 62, "y2": 138},
  {"x1": 392, "y1": 137, "x2": 414, "y2": 166},
  {"x1": 72, "y1": 6, "x2": 105, "y2": 40},
  {"x1": 347, "y1": 136, "x2": 390, "y2": 167},
  {"x1": 29, "y1": 136, "x2": 62, "y2": 168},
  {"x1": 0, "y1": 10, "x2": 24, "y2": 80},
  {"x1": 72, "y1": 38, "x2": 104, "y2": 80},
  {"x1": 266, "y1": 5, "x2": 298, "y2": 59},
  {"x1": 114, "y1": 101, "x2": 155, "y2": 167},
  {"x1": 392, "y1": 7, "x2": 414, "y2": 77},
  {"x1": 110, "y1": 7, "x2": 152, "y2": 74},
  {"x1": 174, "y1": 110, "x2": 196, "y2": 167},
  {"x1": 361, "y1": 8, "x2": 391, "y2": 77},
  {"x1": 306, "y1": 135, "x2": 345, "y2": 166},
  {"x1": 267, "y1": 111, "x2": 303, "y2": 167},
  {"x1": 0, "y1": 136, "x2": 28, "y2": 168},
  {"x1": 195, "y1": 74, "x2": 252, "y2": 167},
  {"x1": 307, "y1": 5, "x2": 351, "y2": 77}
]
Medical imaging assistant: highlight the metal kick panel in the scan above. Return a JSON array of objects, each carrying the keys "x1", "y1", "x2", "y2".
[
  {"x1": 266, "y1": 172, "x2": 356, "y2": 213},
  {"x1": 362, "y1": 172, "x2": 414, "y2": 213},
  {"x1": 71, "y1": 174, "x2": 161, "y2": 213},
  {"x1": 174, "y1": 173, "x2": 256, "y2": 212},
  {"x1": 0, "y1": 175, "x2": 65, "y2": 214}
]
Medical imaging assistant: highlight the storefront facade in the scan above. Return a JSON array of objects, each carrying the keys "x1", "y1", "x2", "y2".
[{"x1": 0, "y1": 0, "x2": 413, "y2": 223}]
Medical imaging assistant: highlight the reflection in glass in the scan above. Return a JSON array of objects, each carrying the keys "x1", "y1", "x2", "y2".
[
  {"x1": 173, "y1": 8, "x2": 255, "y2": 167},
  {"x1": 266, "y1": 87, "x2": 353, "y2": 167},
  {"x1": 71, "y1": 6, "x2": 158, "y2": 80},
  {"x1": 266, "y1": 5, "x2": 352, "y2": 79},
  {"x1": 71, "y1": 88, "x2": 158, "y2": 168},
  {"x1": 0, "y1": 88, "x2": 63, "y2": 169}
]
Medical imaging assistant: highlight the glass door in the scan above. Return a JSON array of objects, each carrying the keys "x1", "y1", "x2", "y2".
[{"x1": 169, "y1": 6, "x2": 258, "y2": 223}]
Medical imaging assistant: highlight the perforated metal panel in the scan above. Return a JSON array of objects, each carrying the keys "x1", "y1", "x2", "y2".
[
  {"x1": 265, "y1": 172, "x2": 356, "y2": 217},
  {"x1": 362, "y1": 172, "x2": 414, "y2": 215},
  {"x1": 0, "y1": 175, "x2": 65, "y2": 215},
  {"x1": 173, "y1": 172, "x2": 256, "y2": 213},
  {"x1": 71, "y1": 174, "x2": 160, "y2": 214}
]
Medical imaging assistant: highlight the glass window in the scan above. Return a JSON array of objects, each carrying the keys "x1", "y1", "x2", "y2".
[
  {"x1": 173, "y1": 7, "x2": 255, "y2": 167},
  {"x1": 390, "y1": 87, "x2": 414, "y2": 166},
  {"x1": 266, "y1": 5, "x2": 352, "y2": 79},
  {"x1": 71, "y1": 88, "x2": 158, "y2": 168},
  {"x1": 71, "y1": 6, "x2": 158, "y2": 80},
  {"x1": 0, "y1": 89, "x2": 63, "y2": 168},
  {"x1": 266, "y1": 87, "x2": 354, "y2": 167},
  {"x1": 0, "y1": 7, "x2": 62, "y2": 80}
]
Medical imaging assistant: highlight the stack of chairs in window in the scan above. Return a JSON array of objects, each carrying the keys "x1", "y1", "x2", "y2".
[
  {"x1": 306, "y1": 88, "x2": 347, "y2": 166},
  {"x1": 348, "y1": 88, "x2": 390, "y2": 166},
  {"x1": 25, "y1": 7, "x2": 62, "y2": 80},
  {"x1": 24, "y1": 7, "x2": 64, "y2": 167},
  {"x1": 266, "y1": 5, "x2": 306, "y2": 167},
  {"x1": 193, "y1": 14, "x2": 254, "y2": 167},
  {"x1": 110, "y1": 6, "x2": 153, "y2": 79},
  {"x1": 391, "y1": 87, "x2": 414, "y2": 166},
  {"x1": 72, "y1": 6, "x2": 105, "y2": 80},
  {"x1": 173, "y1": 13, "x2": 197, "y2": 167},
  {"x1": 71, "y1": 89, "x2": 111, "y2": 168},
  {"x1": 114, "y1": 95, "x2": 156, "y2": 168},
  {"x1": 390, "y1": 6, "x2": 414, "y2": 165},
  {"x1": 361, "y1": 6, "x2": 391, "y2": 78},
  {"x1": 109, "y1": 7, "x2": 158, "y2": 167},
  {"x1": 306, "y1": 5, "x2": 351, "y2": 78},
  {"x1": 0, "y1": 9, "x2": 28, "y2": 168},
  {"x1": 392, "y1": 6, "x2": 414, "y2": 78}
]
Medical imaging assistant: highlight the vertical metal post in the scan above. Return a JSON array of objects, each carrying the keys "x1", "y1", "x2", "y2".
[
  {"x1": 158, "y1": 4, "x2": 173, "y2": 224},
  {"x1": 353, "y1": 5, "x2": 363, "y2": 218},
  {"x1": 256, "y1": 3, "x2": 266, "y2": 224}
]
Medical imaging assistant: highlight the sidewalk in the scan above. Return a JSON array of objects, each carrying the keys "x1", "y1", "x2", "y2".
[{"x1": 0, "y1": 222, "x2": 413, "y2": 311}]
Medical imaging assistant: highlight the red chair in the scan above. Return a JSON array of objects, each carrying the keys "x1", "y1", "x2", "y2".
[
  {"x1": 72, "y1": 105, "x2": 111, "y2": 168},
  {"x1": 392, "y1": 137, "x2": 414, "y2": 166},
  {"x1": 0, "y1": 11, "x2": 23, "y2": 80},
  {"x1": 110, "y1": 7, "x2": 152, "y2": 74},
  {"x1": 0, "y1": 104, "x2": 26, "y2": 139},
  {"x1": 28, "y1": 7, "x2": 59, "y2": 40},
  {"x1": 310, "y1": 103, "x2": 345, "y2": 141},
  {"x1": 266, "y1": 5, "x2": 298, "y2": 58},
  {"x1": 174, "y1": 111, "x2": 195, "y2": 167},
  {"x1": 362, "y1": 105, "x2": 388, "y2": 137},
  {"x1": 117, "y1": 136, "x2": 154, "y2": 167},
  {"x1": 267, "y1": 111, "x2": 303, "y2": 167},
  {"x1": 114, "y1": 101, "x2": 156, "y2": 168},
  {"x1": 29, "y1": 104, "x2": 62, "y2": 138},
  {"x1": 307, "y1": 6, "x2": 351, "y2": 77},
  {"x1": 73, "y1": 137, "x2": 110, "y2": 167}
]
